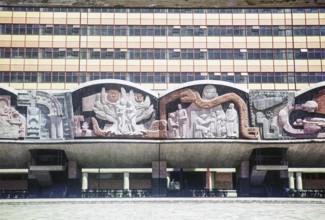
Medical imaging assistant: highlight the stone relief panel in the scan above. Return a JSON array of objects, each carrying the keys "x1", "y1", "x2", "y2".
[
  {"x1": 0, "y1": 95, "x2": 25, "y2": 139},
  {"x1": 161, "y1": 85, "x2": 259, "y2": 139},
  {"x1": 77, "y1": 87, "x2": 162, "y2": 138},
  {"x1": 249, "y1": 91, "x2": 292, "y2": 140},
  {"x1": 17, "y1": 91, "x2": 74, "y2": 140},
  {"x1": 277, "y1": 88, "x2": 325, "y2": 139}
]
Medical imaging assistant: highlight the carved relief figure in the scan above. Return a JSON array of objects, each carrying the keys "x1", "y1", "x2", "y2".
[
  {"x1": 0, "y1": 96, "x2": 26, "y2": 139},
  {"x1": 215, "y1": 110, "x2": 227, "y2": 138},
  {"x1": 194, "y1": 113, "x2": 215, "y2": 138},
  {"x1": 163, "y1": 84, "x2": 258, "y2": 139},
  {"x1": 92, "y1": 87, "x2": 155, "y2": 136},
  {"x1": 167, "y1": 112, "x2": 180, "y2": 138},
  {"x1": 176, "y1": 104, "x2": 188, "y2": 138},
  {"x1": 225, "y1": 103, "x2": 239, "y2": 137}
]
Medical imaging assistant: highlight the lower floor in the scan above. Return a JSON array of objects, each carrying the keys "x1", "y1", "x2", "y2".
[{"x1": 0, "y1": 166, "x2": 325, "y2": 199}]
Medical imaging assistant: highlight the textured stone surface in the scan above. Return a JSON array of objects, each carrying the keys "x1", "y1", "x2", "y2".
[
  {"x1": 0, "y1": 95, "x2": 25, "y2": 139},
  {"x1": 17, "y1": 91, "x2": 73, "y2": 140}
]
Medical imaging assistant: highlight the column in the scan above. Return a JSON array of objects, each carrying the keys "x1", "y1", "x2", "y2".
[
  {"x1": 296, "y1": 172, "x2": 303, "y2": 190},
  {"x1": 123, "y1": 172, "x2": 130, "y2": 190},
  {"x1": 206, "y1": 168, "x2": 214, "y2": 190},
  {"x1": 166, "y1": 172, "x2": 170, "y2": 189},
  {"x1": 82, "y1": 172, "x2": 88, "y2": 190},
  {"x1": 288, "y1": 172, "x2": 295, "y2": 190}
]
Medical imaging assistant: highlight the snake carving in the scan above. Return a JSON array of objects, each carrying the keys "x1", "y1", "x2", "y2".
[{"x1": 160, "y1": 88, "x2": 259, "y2": 140}]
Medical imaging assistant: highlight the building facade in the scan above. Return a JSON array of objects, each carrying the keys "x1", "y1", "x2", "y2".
[
  {"x1": 0, "y1": 7, "x2": 324, "y2": 92},
  {"x1": 0, "y1": 7, "x2": 325, "y2": 198}
]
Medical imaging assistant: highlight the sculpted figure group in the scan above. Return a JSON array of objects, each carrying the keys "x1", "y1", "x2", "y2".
[
  {"x1": 167, "y1": 85, "x2": 240, "y2": 139},
  {"x1": 1, "y1": 82, "x2": 325, "y2": 140}
]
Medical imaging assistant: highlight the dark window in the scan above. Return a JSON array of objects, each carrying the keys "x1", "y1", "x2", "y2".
[{"x1": 248, "y1": 72, "x2": 261, "y2": 83}]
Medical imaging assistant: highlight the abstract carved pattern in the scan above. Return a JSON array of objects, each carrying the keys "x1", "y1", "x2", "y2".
[{"x1": 0, "y1": 95, "x2": 25, "y2": 139}]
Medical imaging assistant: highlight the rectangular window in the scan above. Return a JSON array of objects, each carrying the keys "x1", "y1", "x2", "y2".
[
  {"x1": 24, "y1": 72, "x2": 38, "y2": 83},
  {"x1": 296, "y1": 73, "x2": 309, "y2": 83},
  {"x1": 169, "y1": 72, "x2": 181, "y2": 83},
  {"x1": 168, "y1": 50, "x2": 180, "y2": 59},
  {"x1": 234, "y1": 73, "x2": 247, "y2": 83},
  {"x1": 248, "y1": 72, "x2": 261, "y2": 83},
  {"x1": 207, "y1": 26, "x2": 219, "y2": 36},
  {"x1": 294, "y1": 49, "x2": 307, "y2": 59},
  {"x1": 154, "y1": 72, "x2": 166, "y2": 83},
  {"x1": 208, "y1": 49, "x2": 220, "y2": 59},
  {"x1": 274, "y1": 73, "x2": 288, "y2": 83},
  {"x1": 52, "y1": 72, "x2": 65, "y2": 83},
  {"x1": 66, "y1": 72, "x2": 79, "y2": 83}
]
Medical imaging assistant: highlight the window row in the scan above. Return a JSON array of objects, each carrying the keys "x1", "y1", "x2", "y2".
[
  {"x1": 1, "y1": 48, "x2": 324, "y2": 60},
  {"x1": 1, "y1": 71, "x2": 324, "y2": 84},
  {"x1": 1, "y1": 24, "x2": 325, "y2": 37},
  {"x1": 1, "y1": 7, "x2": 324, "y2": 14}
]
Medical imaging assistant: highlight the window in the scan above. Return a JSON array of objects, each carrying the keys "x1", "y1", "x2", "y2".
[
  {"x1": 194, "y1": 26, "x2": 206, "y2": 36},
  {"x1": 181, "y1": 49, "x2": 194, "y2": 59},
  {"x1": 306, "y1": 26, "x2": 320, "y2": 36},
  {"x1": 248, "y1": 73, "x2": 261, "y2": 83},
  {"x1": 181, "y1": 26, "x2": 194, "y2": 36},
  {"x1": 0, "y1": 72, "x2": 10, "y2": 82},
  {"x1": 260, "y1": 49, "x2": 273, "y2": 59},
  {"x1": 115, "y1": 26, "x2": 127, "y2": 36},
  {"x1": 129, "y1": 26, "x2": 141, "y2": 36},
  {"x1": 207, "y1": 26, "x2": 220, "y2": 36},
  {"x1": 234, "y1": 26, "x2": 246, "y2": 36},
  {"x1": 101, "y1": 72, "x2": 113, "y2": 79},
  {"x1": 293, "y1": 26, "x2": 306, "y2": 36},
  {"x1": 234, "y1": 49, "x2": 246, "y2": 59},
  {"x1": 168, "y1": 49, "x2": 180, "y2": 59},
  {"x1": 208, "y1": 49, "x2": 220, "y2": 59},
  {"x1": 141, "y1": 72, "x2": 154, "y2": 83},
  {"x1": 52, "y1": 72, "x2": 65, "y2": 83},
  {"x1": 67, "y1": 49, "x2": 79, "y2": 59},
  {"x1": 208, "y1": 73, "x2": 221, "y2": 80},
  {"x1": 181, "y1": 72, "x2": 194, "y2": 82},
  {"x1": 114, "y1": 72, "x2": 126, "y2": 80},
  {"x1": 12, "y1": 48, "x2": 24, "y2": 58},
  {"x1": 308, "y1": 49, "x2": 321, "y2": 59},
  {"x1": 262, "y1": 72, "x2": 275, "y2": 83},
  {"x1": 274, "y1": 49, "x2": 287, "y2": 59},
  {"x1": 154, "y1": 26, "x2": 166, "y2": 36},
  {"x1": 25, "y1": 48, "x2": 38, "y2": 59},
  {"x1": 154, "y1": 72, "x2": 166, "y2": 83},
  {"x1": 221, "y1": 73, "x2": 234, "y2": 83},
  {"x1": 220, "y1": 26, "x2": 233, "y2": 36},
  {"x1": 24, "y1": 72, "x2": 37, "y2": 83},
  {"x1": 194, "y1": 49, "x2": 206, "y2": 60},
  {"x1": 296, "y1": 73, "x2": 309, "y2": 83},
  {"x1": 100, "y1": 49, "x2": 113, "y2": 59},
  {"x1": 66, "y1": 72, "x2": 79, "y2": 83},
  {"x1": 154, "y1": 49, "x2": 166, "y2": 59},
  {"x1": 129, "y1": 49, "x2": 140, "y2": 59},
  {"x1": 247, "y1": 26, "x2": 260, "y2": 36},
  {"x1": 169, "y1": 72, "x2": 181, "y2": 83},
  {"x1": 141, "y1": 49, "x2": 154, "y2": 59},
  {"x1": 274, "y1": 73, "x2": 288, "y2": 83},
  {"x1": 10, "y1": 72, "x2": 23, "y2": 82},
  {"x1": 168, "y1": 26, "x2": 180, "y2": 36},
  {"x1": 294, "y1": 49, "x2": 308, "y2": 59},
  {"x1": 260, "y1": 26, "x2": 272, "y2": 36},
  {"x1": 221, "y1": 49, "x2": 233, "y2": 59},
  {"x1": 129, "y1": 72, "x2": 141, "y2": 83},
  {"x1": 247, "y1": 49, "x2": 261, "y2": 60},
  {"x1": 234, "y1": 73, "x2": 247, "y2": 83},
  {"x1": 114, "y1": 49, "x2": 126, "y2": 59}
]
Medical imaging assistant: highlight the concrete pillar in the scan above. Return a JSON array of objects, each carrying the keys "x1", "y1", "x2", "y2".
[
  {"x1": 296, "y1": 172, "x2": 303, "y2": 190},
  {"x1": 206, "y1": 169, "x2": 214, "y2": 190},
  {"x1": 123, "y1": 172, "x2": 130, "y2": 190},
  {"x1": 166, "y1": 172, "x2": 170, "y2": 189},
  {"x1": 82, "y1": 172, "x2": 88, "y2": 190},
  {"x1": 288, "y1": 172, "x2": 295, "y2": 190}
]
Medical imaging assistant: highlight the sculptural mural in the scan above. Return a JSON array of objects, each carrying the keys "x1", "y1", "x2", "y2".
[
  {"x1": 0, "y1": 95, "x2": 25, "y2": 139},
  {"x1": 18, "y1": 91, "x2": 74, "y2": 140},
  {"x1": 90, "y1": 87, "x2": 157, "y2": 137},
  {"x1": 249, "y1": 91, "x2": 290, "y2": 139},
  {"x1": 163, "y1": 85, "x2": 259, "y2": 139},
  {"x1": 250, "y1": 89, "x2": 325, "y2": 139}
]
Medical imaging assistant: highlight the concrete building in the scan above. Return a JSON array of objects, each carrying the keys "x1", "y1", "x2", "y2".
[{"x1": 0, "y1": 6, "x2": 324, "y2": 198}]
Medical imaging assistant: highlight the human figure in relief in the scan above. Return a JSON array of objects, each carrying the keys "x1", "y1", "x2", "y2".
[
  {"x1": 176, "y1": 104, "x2": 188, "y2": 138},
  {"x1": 226, "y1": 103, "x2": 239, "y2": 137},
  {"x1": 168, "y1": 112, "x2": 180, "y2": 138}
]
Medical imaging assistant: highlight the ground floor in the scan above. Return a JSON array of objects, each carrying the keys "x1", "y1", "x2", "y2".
[{"x1": 0, "y1": 140, "x2": 324, "y2": 198}]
